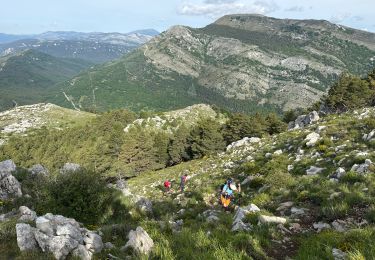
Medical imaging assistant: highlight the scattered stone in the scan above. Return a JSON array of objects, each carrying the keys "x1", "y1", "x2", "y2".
[
  {"x1": 363, "y1": 130, "x2": 375, "y2": 141},
  {"x1": 60, "y1": 163, "x2": 81, "y2": 174},
  {"x1": 258, "y1": 215, "x2": 287, "y2": 225},
  {"x1": 305, "y1": 132, "x2": 320, "y2": 147},
  {"x1": 104, "y1": 242, "x2": 115, "y2": 249},
  {"x1": 134, "y1": 196, "x2": 153, "y2": 213},
  {"x1": 290, "y1": 207, "x2": 305, "y2": 216},
  {"x1": 29, "y1": 164, "x2": 49, "y2": 176},
  {"x1": 332, "y1": 248, "x2": 347, "y2": 260},
  {"x1": 334, "y1": 167, "x2": 346, "y2": 179},
  {"x1": 265, "y1": 153, "x2": 272, "y2": 158},
  {"x1": 287, "y1": 165, "x2": 294, "y2": 172},
  {"x1": 273, "y1": 149, "x2": 283, "y2": 156},
  {"x1": 316, "y1": 126, "x2": 327, "y2": 133},
  {"x1": 122, "y1": 227, "x2": 154, "y2": 255},
  {"x1": 232, "y1": 204, "x2": 260, "y2": 232},
  {"x1": 332, "y1": 220, "x2": 346, "y2": 232},
  {"x1": 289, "y1": 223, "x2": 302, "y2": 232},
  {"x1": 169, "y1": 219, "x2": 183, "y2": 233},
  {"x1": 0, "y1": 209, "x2": 18, "y2": 222},
  {"x1": 306, "y1": 166, "x2": 325, "y2": 175},
  {"x1": 18, "y1": 206, "x2": 37, "y2": 222},
  {"x1": 276, "y1": 201, "x2": 294, "y2": 212},
  {"x1": 351, "y1": 159, "x2": 373, "y2": 174},
  {"x1": 329, "y1": 192, "x2": 342, "y2": 200},
  {"x1": 313, "y1": 222, "x2": 331, "y2": 232}
]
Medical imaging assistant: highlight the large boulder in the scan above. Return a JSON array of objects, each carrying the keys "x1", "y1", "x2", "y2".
[
  {"x1": 16, "y1": 223, "x2": 38, "y2": 251},
  {"x1": 122, "y1": 227, "x2": 154, "y2": 255}
]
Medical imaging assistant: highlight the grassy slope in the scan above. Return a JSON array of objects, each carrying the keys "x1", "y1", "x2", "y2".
[
  {"x1": 99, "y1": 107, "x2": 375, "y2": 259},
  {"x1": 0, "y1": 50, "x2": 93, "y2": 111},
  {"x1": 1, "y1": 107, "x2": 374, "y2": 259}
]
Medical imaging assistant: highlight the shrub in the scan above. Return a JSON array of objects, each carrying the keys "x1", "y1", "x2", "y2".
[{"x1": 39, "y1": 170, "x2": 115, "y2": 225}]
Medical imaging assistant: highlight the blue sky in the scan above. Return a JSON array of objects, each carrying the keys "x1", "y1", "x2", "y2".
[{"x1": 1, "y1": 0, "x2": 374, "y2": 34}]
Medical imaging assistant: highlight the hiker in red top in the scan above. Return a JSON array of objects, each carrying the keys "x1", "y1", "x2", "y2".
[
  {"x1": 180, "y1": 173, "x2": 188, "y2": 192},
  {"x1": 164, "y1": 180, "x2": 171, "y2": 193}
]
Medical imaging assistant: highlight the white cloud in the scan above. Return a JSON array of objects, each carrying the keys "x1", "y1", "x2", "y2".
[
  {"x1": 177, "y1": 0, "x2": 279, "y2": 18},
  {"x1": 285, "y1": 6, "x2": 304, "y2": 12},
  {"x1": 330, "y1": 12, "x2": 351, "y2": 23}
]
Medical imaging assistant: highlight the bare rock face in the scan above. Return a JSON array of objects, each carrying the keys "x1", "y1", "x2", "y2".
[
  {"x1": 0, "y1": 160, "x2": 22, "y2": 199},
  {"x1": 16, "y1": 210, "x2": 103, "y2": 260},
  {"x1": 122, "y1": 226, "x2": 154, "y2": 255}
]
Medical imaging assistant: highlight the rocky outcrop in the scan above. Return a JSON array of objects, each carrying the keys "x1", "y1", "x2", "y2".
[
  {"x1": 121, "y1": 226, "x2": 154, "y2": 255},
  {"x1": 288, "y1": 111, "x2": 320, "y2": 130},
  {"x1": 0, "y1": 160, "x2": 22, "y2": 199},
  {"x1": 15, "y1": 210, "x2": 103, "y2": 260},
  {"x1": 226, "y1": 137, "x2": 261, "y2": 151}
]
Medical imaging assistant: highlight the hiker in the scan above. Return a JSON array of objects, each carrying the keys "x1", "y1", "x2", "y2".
[
  {"x1": 164, "y1": 179, "x2": 171, "y2": 193},
  {"x1": 220, "y1": 178, "x2": 240, "y2": 210},
  {"x1": 180, "y1": 173, "x2": 188, "y2": 192}
]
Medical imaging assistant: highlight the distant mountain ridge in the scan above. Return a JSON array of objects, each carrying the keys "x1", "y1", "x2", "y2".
[
  {"x1": 52, "y1": 14, "x2": 375, "y2": 113},
  {"x1": 0, "y1": 29, "x2": 159, "y2": 63}
]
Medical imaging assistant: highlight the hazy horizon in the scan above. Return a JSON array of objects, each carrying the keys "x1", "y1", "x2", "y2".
[{"x1": 1, "y1": 0, "x2": 374, "y2": 35}]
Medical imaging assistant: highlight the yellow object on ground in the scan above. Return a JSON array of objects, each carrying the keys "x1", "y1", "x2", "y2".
[{"x1": 221, "y1": 194, "x2": 231, "y2": 207}]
